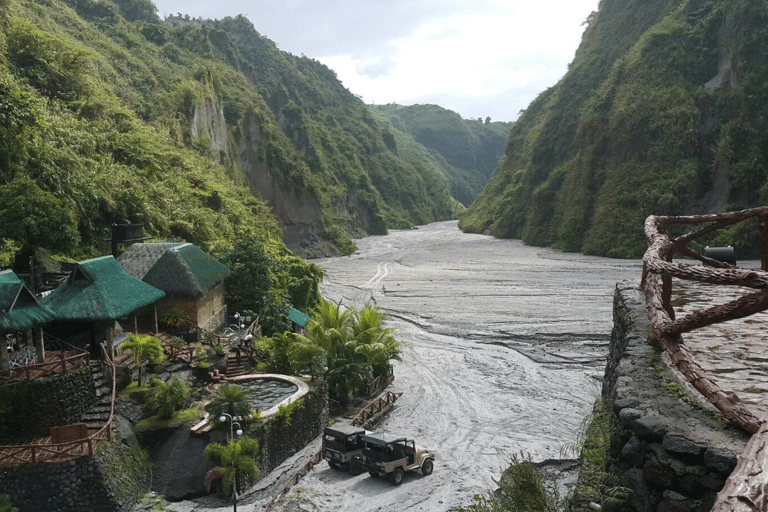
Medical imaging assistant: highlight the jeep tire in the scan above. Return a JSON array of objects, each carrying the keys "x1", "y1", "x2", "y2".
[
  {"x1": 421, "y1": 458, "x2": 434, "y2": 475},
  {"x1": 349, "y1": 459, "x2": 364, "y2": 476},
  {"x1": 390, "y1": 467, "x2": 405, "y2": 486}
]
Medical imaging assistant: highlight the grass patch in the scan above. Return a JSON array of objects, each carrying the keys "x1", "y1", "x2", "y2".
[{"x1": 135, "y1": 404, "x2": 204, "y2": 429}]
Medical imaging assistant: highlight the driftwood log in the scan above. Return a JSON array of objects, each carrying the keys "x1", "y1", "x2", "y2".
[{"x1": 642, "y1": 209, "x2": 768, "y2": 511}]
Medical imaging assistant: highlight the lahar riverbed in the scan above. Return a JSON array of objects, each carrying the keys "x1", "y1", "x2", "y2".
[
  {"x1": 168, "y1": 220, "x2": 643, "y2": 512},
  {"x1": 270, "y1": 220, "x2": 643, "y2": 512}
]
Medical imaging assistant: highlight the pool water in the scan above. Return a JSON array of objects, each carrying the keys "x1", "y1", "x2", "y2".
[{"x1": 238, "y1": 379, "x2": 298, "y2": 411}]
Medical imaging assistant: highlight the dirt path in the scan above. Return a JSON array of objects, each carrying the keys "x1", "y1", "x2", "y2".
[{"x1": 261, "y1": 221, "x2": 642, "y2": 511}]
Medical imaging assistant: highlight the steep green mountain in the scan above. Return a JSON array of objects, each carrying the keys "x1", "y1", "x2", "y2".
[
  {"x1": 460, "y1": 0, "x2": 768, "y2": 258},
  {"x1": 372, "y1": 104, "x2": 513, "y2": 206},
  {"x1": 0, "y1": 0, "x2": 459, "y2": 267}
]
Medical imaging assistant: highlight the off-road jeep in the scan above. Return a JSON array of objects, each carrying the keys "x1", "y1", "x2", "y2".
[
  {"x1": 322, "y1": 424, "x2": 366, "y2": 475},
  {"x1": 361, "y1": 432, "x2": 435, "y2": 485}
]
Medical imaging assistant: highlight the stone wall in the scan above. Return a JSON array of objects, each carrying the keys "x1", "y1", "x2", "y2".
[
  {"x1": 604, "y1": 283, "x2": 749, "y2": 512},
  {"x1": 0, "y1": 365, "x2": 95, "y2": 442},
  {"x1": 0, "y1": 440, "x2": 151, "y2": 512},
  {"x1": 256, "y1": 381, "x2": 329, "y2": 475}
]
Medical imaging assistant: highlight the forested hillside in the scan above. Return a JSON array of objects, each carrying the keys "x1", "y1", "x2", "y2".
[
  {"x1": 460, "y1": 0, "x2": 768, "y2": 258},
  {"x1": 0, "y1": 0, "x2": 464, "y2": 269},
  {"x1": 371, "y1": 104, "x2": 513, "y2": 206}
]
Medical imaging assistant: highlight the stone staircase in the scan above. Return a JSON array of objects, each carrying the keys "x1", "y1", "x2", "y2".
[
  {"x1": 226, "y1": 353, "x2": 247, "y2": 377},
  {"x1": 81, "y1": 361, "x2": 115, "y2": 430}
]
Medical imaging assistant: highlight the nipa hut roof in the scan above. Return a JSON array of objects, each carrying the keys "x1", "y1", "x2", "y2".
[
  {"x1": 0, "y1": 270, "x2": 56, "y2": 332},
  {"x1": 42, "y1": 256, "x2": 165, "y2": 322},
  {"x1": 119, "y1": 243, "x2": 231, "y2": 298}
]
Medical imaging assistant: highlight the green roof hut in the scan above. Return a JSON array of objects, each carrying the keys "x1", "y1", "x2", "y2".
[
  {"x1": 42, "y1": 256, "x2": 165, "y2": 357},
  {"x1": 117, "y1": 243, "x2": 231, "y2": 332},
  {"x1": 0, "y1": 270, "x2": 55, "y2": 372}
]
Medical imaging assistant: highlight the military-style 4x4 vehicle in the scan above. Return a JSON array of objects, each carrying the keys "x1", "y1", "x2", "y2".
[
  {"x1": 361, "y1": 432, "x2": 435, "y2": 485},
  {"x1": 322, "y1": 425, "x2": 366, "y2": 475}
]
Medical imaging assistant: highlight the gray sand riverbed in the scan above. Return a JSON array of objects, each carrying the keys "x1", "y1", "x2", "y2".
[{"x1": 167, "y1": 220, "x2": 642, "y2": 511}]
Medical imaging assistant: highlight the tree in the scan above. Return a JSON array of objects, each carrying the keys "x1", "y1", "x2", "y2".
[
  {"x1": 120, "y1": 334, "x2": 164, "y2": 386},
  {"x1": 0, "y1": 176, "x2": 80, "y2": 262},
  {"x1": 351, "y1": 305, "x2": 402, "y2": 380},
  {"x1": 204, "y1": 383, "x2": 255, "y2": 424},
  {"x1": 223, "y1": 235, "x2": 323, "y2": 337},
  {"x1": 303, "y1": 299, "x2": 370, "y2": 400},
  {"x1": 148, "y1": 375, "x2": 190, "y2": 419},
  {"x1": 203, "y1": 437, "x2": 260, "y2": 511}
]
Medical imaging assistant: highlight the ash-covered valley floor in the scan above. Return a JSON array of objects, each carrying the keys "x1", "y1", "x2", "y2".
[{"x1": 169, "y1": 221, "x2": 643, "y2": 512}]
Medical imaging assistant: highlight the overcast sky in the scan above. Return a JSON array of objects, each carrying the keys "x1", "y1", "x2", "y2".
[{"x1": 151, "y1": 0, "x2": 600, "y2": 122}]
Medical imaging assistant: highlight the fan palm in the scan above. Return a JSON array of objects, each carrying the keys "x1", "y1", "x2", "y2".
[
  {"x1": 204, "y1": 383, "x2": 254, "y2": 423},
  {"x1": 148, "y1": 375, "x2": 190, "y2": 419},
  {"x1": 203, "y1": 437, "x2": 260, "y2": 511}
]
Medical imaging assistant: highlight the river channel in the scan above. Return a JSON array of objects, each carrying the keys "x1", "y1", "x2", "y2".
[{"x1": 264, "y1": 220, "x2": 644, "y2": 511}]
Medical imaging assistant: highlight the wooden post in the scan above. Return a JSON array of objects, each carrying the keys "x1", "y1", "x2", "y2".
[
  {"x1": 33, "y1": 327, "x2": 44, "y2": 364},
  {"x1": 153, "y1": 306, "x2": 159, "y2": 334}
]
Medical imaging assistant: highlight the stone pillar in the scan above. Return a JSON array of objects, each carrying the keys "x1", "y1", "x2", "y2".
[{"x1": 33, "y1": 326, "x2": 45, "y2": 363}]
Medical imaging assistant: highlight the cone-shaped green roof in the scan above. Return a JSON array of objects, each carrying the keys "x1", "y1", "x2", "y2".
[
  {"x1": 118, "y1": 243, "x2": 230, "y2": 298},
  {"x1": 0, "y1": 270, "x2": 55, "y2": 332},
  {"x1": 43, "y1": 256, "x2": 165, "y2": 321}
]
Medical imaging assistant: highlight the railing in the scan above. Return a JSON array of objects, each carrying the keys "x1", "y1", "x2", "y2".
[
  {"x1": 641, "y1": 207, "x2": 768, "y2": 511},
  {"x1": 150, "y1": 331, "x2": 196, "y2": 362},
  {"x1": 351, "y1": 390, "x2": 403, "y2": 427},
  {"x1": 263, "y1": 448, "x2": 325, "y2": 512},
  {"x1": 0, "y1": 349, "x2": 89, "y2": 383},
  {"x1": 0, "y1": 345, "x2": 116, "y2": 465}
]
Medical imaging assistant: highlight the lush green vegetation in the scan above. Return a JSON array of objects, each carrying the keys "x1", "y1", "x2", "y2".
[
  {"x1": 203, "y1": 437, "x2": 260, "y2": 498},
  {"x1": 120, "y1": 334, "x2": 164, "y2": 386},
  {"x1": 252, "y1": 299, "x2": 404, "y2": 402},
  {"x1": 204, "y1": 383, "x2": 259, "y2": 425},
  {"x1": 461, "y1": 0, "x2": 768, "y2": 258},
  {"x1": 0, "y1": 0, "x2": 473, "y2": 302},
  {"x1": 147, "y1": 374, "x2": 190, "y2": 419},
  {"x1": 0, "y1": 494, "x2": 19, "y2": 512},
  {"x1": 372, "y1": 104, "x2": 513, "y2": 207},
  {"x1": 457, "y1": 453, "x2": 558, "y2": 512}
]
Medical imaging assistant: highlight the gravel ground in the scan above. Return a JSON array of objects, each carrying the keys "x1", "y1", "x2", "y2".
[{"x1": 166, "y1": 220, "x2": 643, "y2": 511}]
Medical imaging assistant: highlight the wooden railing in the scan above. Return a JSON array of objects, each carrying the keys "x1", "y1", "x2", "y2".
[
  {"x1": 0, "y1": 345, "x2": 116, "y2": 465},
  {"x1": 642, "y1": 207, "x2": 768, "y2": 511},
  {"x1": 263, "y1": 448, "x2": 325, "y2": 512},
  {"x1": 351, "y1": 390, "x2": 403, "y2": 427},
  {"x1": 0, "y1": 348, "x2": 89, "y2": 383}
]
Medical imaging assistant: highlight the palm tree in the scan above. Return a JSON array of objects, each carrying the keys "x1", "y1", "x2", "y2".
[
  {"x1": 351, "y1": 305, "x2": 403, "y2": 380},
  {"x1": 148, "y1": 375, "x2": 190, "y2": 419},
  {"x1": 204, "y1": 383, "x2": 255, "y2": 424},
  {"x1": 288, "y1": 335, "x2": 326, "y2": 381},
  {"x1": 120, "y1": 334, "x2": 164, "y2": 386},
  {"x1": 203, "y1": 437, "x2": 260, "y2": 512}
]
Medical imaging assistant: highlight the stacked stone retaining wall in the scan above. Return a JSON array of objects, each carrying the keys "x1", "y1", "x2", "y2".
[
  {"x1": 256, "y1": 381, "x2": 329, "y2": 475},
  {"x1": 605, "y1": 283, "x2": 749, "y2": 512},
  {"x1": 0, "y1": 440, "x2": 150, "y2": 512}
]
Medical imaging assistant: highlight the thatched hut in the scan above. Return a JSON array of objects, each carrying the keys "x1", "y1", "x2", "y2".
[
  {"x1": 42, "y1": 256, "x2": 165, "y2": 357},
  {"x1": 117, "y1": 243, "x2": 231, "y2": 333},
  {"x1": 0, "y1": 270, "x2": 55, "y2": 371}
]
